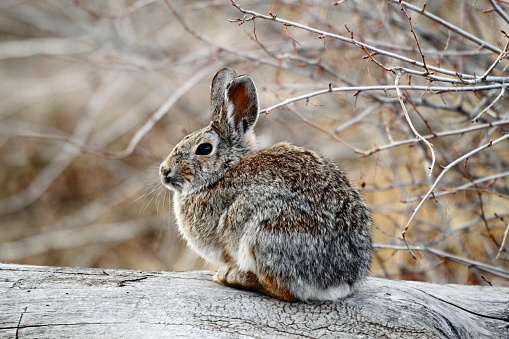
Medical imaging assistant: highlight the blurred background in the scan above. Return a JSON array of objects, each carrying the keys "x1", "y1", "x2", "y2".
[{"x1": 1, "y1": 0, "x2": 508, "y2": 287}]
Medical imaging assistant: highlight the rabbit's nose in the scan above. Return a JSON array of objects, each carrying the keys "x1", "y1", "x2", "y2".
[
  {"x1": 160, "y1": 164, "x2": 183, "y2": 192},
  {"x1": 160, "y1": 164, "x2": 174, "y2": 181}
]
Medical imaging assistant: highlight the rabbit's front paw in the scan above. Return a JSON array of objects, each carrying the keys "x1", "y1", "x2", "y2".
[
  {"x1": 212, "y1": 265, "x2": 253, "y2": 287},
  {"x1": 212, "y1": 266, "x2": 231, "y2": 286}
]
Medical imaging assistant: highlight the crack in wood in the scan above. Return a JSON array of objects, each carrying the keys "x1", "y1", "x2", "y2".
[
  {"x1": 2, "y1": 264, "x2": 508, "y2": 338},
  {"x1": 416, "y1": 288, "x2": 509, "y2": 323},
  {"x1": 15, "y1": 307, "x2": 27, "y2": 339},
  {"x1": 117, "y1": 276, "x2": 150, "y2": 287}
]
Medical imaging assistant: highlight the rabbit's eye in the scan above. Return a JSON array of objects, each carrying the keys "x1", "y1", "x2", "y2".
[{"x1": 195, "y1": 142, "x2": 213, "y2": 155}]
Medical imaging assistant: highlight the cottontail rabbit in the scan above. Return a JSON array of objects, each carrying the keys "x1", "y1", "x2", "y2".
[{"x1": 160, "y1": 68, "x2": 372, "y2": 302}]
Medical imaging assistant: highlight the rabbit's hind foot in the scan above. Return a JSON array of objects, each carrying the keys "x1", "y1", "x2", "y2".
[{"x1": 212, "y1": 265, "x2": 298, "y2": 302}]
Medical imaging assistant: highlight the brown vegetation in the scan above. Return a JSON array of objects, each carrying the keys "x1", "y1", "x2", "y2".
[{"x1": 0, "y1": 0, "x2": 508, "y2": 287}]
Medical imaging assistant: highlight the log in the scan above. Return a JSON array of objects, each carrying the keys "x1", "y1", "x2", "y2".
[{"x1": 0, "y1": 263, "x2": 508, "y2": 338}]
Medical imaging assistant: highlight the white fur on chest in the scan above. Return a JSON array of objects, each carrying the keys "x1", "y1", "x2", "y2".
[
  {"x1": 173, "y1": 194, "x2": 223, "y2": 265},
  {"x1": 173, "y1": 194, "x2": 257, "y2": 272}
]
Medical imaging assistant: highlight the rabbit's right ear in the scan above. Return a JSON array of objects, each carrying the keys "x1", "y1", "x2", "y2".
[{"x1": 212, "y1": 72, "x2": 259, "y2": 142}]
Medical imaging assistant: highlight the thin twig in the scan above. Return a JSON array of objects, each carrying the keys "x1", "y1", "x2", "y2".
[
  {"x1": 428, "y1": 213, "x2": 509, "y2": 246},
  {"x1": 394, "y1": 70, "x2": 435, "y2": 176},
  {"x1": 71, "y1": 0, "x2": 158, "y2": 19},
  {"x1": 167, "y1": 0, "x2": 324, "y2": 82},
  {"x1": 260, "y1": 84, "x2": 505, "y2": 115},
  {"x1": 490, "y1": 0, "x2": 509, "y2": 24},
  {"x1": 471, "y1": 85, "x2": 506, "y2": 122},
  {"x1": 284, "y1": 105, "x2": 364, "y2": 155},
  {"x1": 477, "y1": 191, "x2": 501, "y2": 248},
  {"x1": 166, "y1": 0, "x2": 279, "y2": 69},
  {"x1": 398, "y1": 0, "x2": 430, "y2": 75},
  {"x1": 0, "y1": 75, "x2": 128, "y2": 215},
  {"x1": 110, "y1": 64, "x2": 220, "y2": 159},
  {"x1": 392, "y1": 0, "x2": 502, "y2": 54},
  {"x1": 231, "y1": 0, "x2": 507, "y2": 83},
  {"x1": 402, "y1": 132, "x2": 509, "y2": 258},
  {"x1": 374, "y1": 243, "x2": 509, "y2": 279},
  {"x1": 0, "y1": 218, "x2": 161, "y2": 261},
  {"x1": 404, "y1": 170, "x2": 509, "y2": 202},
  {"x1": 16, "y1": 115, "x2": 509, "y2": 162},
  {"x1": 359, "y1": 45, "x2": 392, "y2": 71},
  {"x1": 394, "y1": 70, "x2": 434, "y2": 260},
  {"x1": 481, "y1": 38, "x2": 509, "y2": 80},
  {"x1": 497, "y1": 222, "x2": 509, "y2": 260},
  {"x1": 335, "y1": 103, "x2": 381, "y2": 133}
]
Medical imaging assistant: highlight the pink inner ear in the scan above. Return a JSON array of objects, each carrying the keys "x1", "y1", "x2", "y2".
[{"x1": 229, "y1": 81, "x2": 250, "y2": 129}]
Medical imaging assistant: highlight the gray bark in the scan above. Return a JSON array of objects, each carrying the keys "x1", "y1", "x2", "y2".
[{"x1": 0, "y1": 263, "x2": 508, "y2": 338}]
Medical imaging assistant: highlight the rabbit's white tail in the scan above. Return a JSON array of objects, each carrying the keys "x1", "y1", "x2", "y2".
[{"x1": 290, "y1": 282, "x2": 354, "y2": 301}]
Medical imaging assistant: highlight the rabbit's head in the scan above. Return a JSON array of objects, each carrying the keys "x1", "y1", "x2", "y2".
[{"x1": 160, "y1": 68, "x2": 259, "y2": 196}]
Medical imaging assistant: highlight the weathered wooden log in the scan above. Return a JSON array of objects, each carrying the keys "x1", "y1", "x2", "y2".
[{"x1": 0, "y1": 263, "x2": 508, "y2": 338}]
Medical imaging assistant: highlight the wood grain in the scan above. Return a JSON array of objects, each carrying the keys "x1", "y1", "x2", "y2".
[{"x1": 1, "y1": 263, "x2": 508, "y2": 338}]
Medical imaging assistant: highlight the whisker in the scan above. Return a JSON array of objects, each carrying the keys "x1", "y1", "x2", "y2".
[
  {"x1": 155, "y1": 186, "x2": 166, "y2": 220},
  {"x1": 133, "y1": 183, "x2": 158, "y2": 203},
  {"x1": 139, "y1": 194, "x2": 156, "y2": 217},
  {"x1": 161, "y1": 188, "x2": 167, "y2": 222},
  {"x1": 167, "y1": 191, "x2": 172, "y2": 220}
]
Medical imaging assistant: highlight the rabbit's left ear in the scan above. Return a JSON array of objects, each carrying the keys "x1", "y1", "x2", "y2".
[
  {"x1": 211, "y1": 68, "x2": 238, "y2": 119},
  {"x1": 220, "y1": 75, "x2": 259, "y2": 137}
]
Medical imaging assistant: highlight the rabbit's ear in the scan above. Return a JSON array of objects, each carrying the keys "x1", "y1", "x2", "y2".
[
  {"x1": 211, "y1": 68, "x2": 238, "y2": 118},
  {"x1": 220, "y1": 75, "x2": 259, "y2": 137}
]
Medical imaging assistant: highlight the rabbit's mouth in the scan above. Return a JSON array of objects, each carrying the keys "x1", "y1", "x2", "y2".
[{"x1": 160, "y1": 175, "x2": 184, "y2": 193}]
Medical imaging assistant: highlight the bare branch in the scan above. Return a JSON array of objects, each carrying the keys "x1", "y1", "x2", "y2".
[
  {"x1": 394, "y1": 70, "x2": 435, "y2": 176},
  {"x1": 481, "y1": 38, "x2": 509, "y2": 80},
  {"x1": 397, "y1": 0, "x2": 430, "y2": 75},
  {"x1": 0, "y1": 75, "x2": 128, "y2": 214},
  {"x1": 335, "y1": 103, "x2": 381, "y2": 133},
  {"x1": 231, "y1": 0, "x2": 508, "y2": 84},
  {"x1": 0, "y1": 38, "x2": 93, "y2": 59},
  {"x1": 497, "y1": 222, "x2": 509, "y2": 261},
  {"x1": 108, "y1": 63, "x2": 221, "y2": 159},
  {"x1": 471, "y1": 85, "x2": 506, "y2": 122},
  {"x1": 374, "y1": 243, "x2": 509, "y2": 279},
  {"x1": 261, "y1": 84, "x2": 506, "y2": 115},
  {"x1": 392, "y1": 0, "x2": 502, "y2": 54},
  {"x1": 283, "y1": 105, "x2": 364, "y2": 155},
  {"x1": 402, "y1": 132, "x2": 509, "y2": 250},
  {"x1": 2, "y1": 0, "x2": 508, "y2": 287},
  {"x1": 404, "y1": 170, "x2": 509, "y2": 202},
  {"x1": 490, "y1": 0, "x2": 509, "y2": 24},
  {"x1": 0, "y1": 218, "x2": 161, "y2": 261}
]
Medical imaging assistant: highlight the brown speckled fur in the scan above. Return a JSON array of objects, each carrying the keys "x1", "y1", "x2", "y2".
[{"x1": 160, "y1": 68, "x2": 372, "y2": 302}]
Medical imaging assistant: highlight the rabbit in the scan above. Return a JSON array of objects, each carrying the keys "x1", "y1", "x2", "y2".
[{"x1": 159, "y1": 67, "x2": 372, "y2": 302}]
